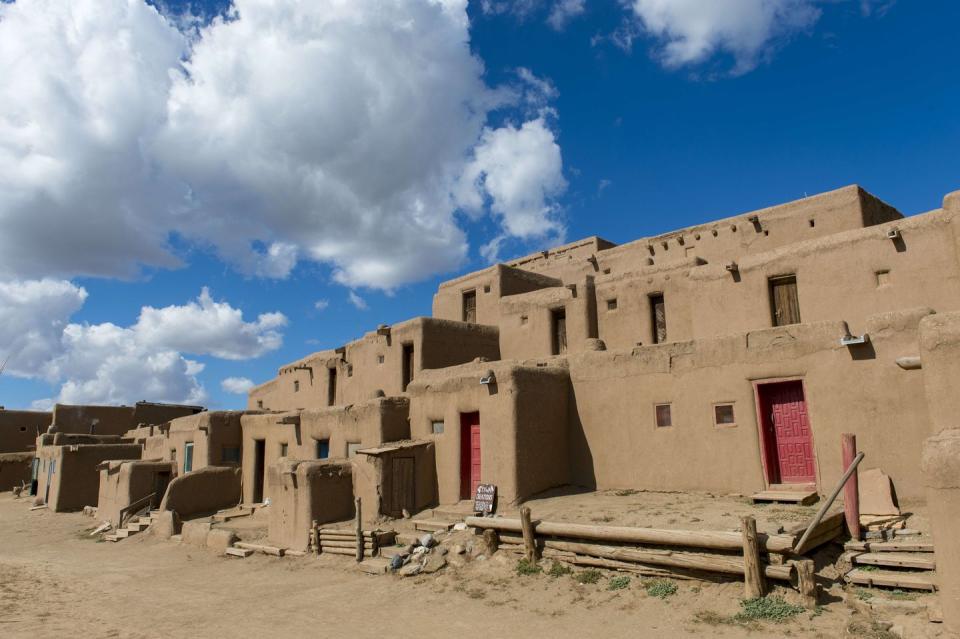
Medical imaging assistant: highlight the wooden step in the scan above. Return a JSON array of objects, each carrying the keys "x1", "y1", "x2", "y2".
[
  {"x1": 356, "y1": 557, "x2": 391, "y2": 574},
  {"x1": 127, "y1": 522, "x2": 150, "y2": 532},
  {"x1": 113, "y1": 529, "x2": 132, "y2": 539},
  {"x1": 852, "y1": 552, "x2": 936, "y2": 571},
  {"x1": 845, "y1": 540, "x2": 934, "y2": 553},
  {"x1": 225, "y1": 547, "x2": 254, "y2": 558},
  {"x1": 751, "y1": 490, "x2": 819, "y2": 506},
  {"x1": 413, "y1": 520, "x2": 454, "y2": 533},
  {"x1": 845, "y1": 568, "x2": 937, "y2": 591},
  {"x1": 234, "y1": 542, "x2": 284, "y2": 557}
]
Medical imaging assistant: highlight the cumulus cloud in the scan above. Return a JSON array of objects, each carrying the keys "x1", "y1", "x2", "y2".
[
  {"x1": 0, "y1": 281, "x2": 286, "y2": 406},
  {"x1": 314, "y1": 299, "x2": 330, "y2": 311},
  {"x1": 548, "y1": 0, "x2": 586, "y2": 30},
  {"x1": 0, "y1": 0, "x2": 568, "y2": 290},
  {"x1": 348, "y1": 291, "x2": 369, "y2": 311},
  {"x1": 625, "y1": 0, "x2": 822, "y2": 74},
  {"x1": 221, "y1": 377, "x2": 255, "y2": 395}
]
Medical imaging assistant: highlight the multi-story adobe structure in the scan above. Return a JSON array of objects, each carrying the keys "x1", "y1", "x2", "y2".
[{"x1": 245, "y1": 185, "x2": 960, "y2": 531}]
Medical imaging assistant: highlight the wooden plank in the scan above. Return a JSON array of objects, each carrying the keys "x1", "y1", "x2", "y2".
[
  {"x1": 852, "y1": 552, "x2": 936, "y2": 571},
  {"x1": 751, "y1": 490, "x2": 819, "y2": 506},
  {"x1": 225, "y1": 547, "x2": 254, "y2": 558},
  {"x1": 320, "y1": 540, "x2": 375, "y2": 550},
  {"x1": 414, "y1": 520, "x2": 453, "y2": 533},
  {"x1": 844, "y1": 540, "x2": 934, "y2": 553},
  {"x1": 845, "y1": 568, "x2": 936, "y2": 591},
  {"x1": 234, "y1": 542, "x2": 284, "y2": 557},
  {"x1": 466, "y1": 516, "x2": 797, "y2": 554},
  {"x1": 742, "y1": 516, "x2": 766, "y2": 598}
]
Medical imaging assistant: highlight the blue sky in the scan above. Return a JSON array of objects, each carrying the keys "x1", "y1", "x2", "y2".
[{"x1": 1, "y1": 0, "x2": 957, "y2": 411}]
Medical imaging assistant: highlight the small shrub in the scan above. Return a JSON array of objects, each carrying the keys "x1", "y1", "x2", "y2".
[
  {"x1": 614, "y1": 489, "x2": 639, "y2": 497},
  {"x1": 576, "y1": 569, "x2": 602, "y2": 584},
  {"x1": 735, "y1": 596, "x2": 804, "y2": 623},
  {"x1": 548, "y1": 560, "x2": 572, "y2": 578},
  {"x1": 515, "y1": 558, "x2": 542, "y2": 576},
  {"x1": 645, "y1": 579, "x2": 678, "y2": 599},
  {"x1": 887, "y1": 589, "x2": 918, "y2": 601},
  {"x1": 608, "y1": 575, "x2": 631, "y2": 590},
  {"x1": 856, "y1": 589, "x2": 874, "y2": 601},
  {"x1": 859, "y1": 565, "x2": 880, "y2": 572}
]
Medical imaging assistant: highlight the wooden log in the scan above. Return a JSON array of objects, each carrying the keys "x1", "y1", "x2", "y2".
[
  {"x1": 355, "y1": 497, "x2": 363, "y2": 563},
  {"x1": 545, "y1": 551, "x2": 720, "y2": 582},
  {"x1": 520, "y1": 506, "x2": 537, "y2": 563},
  {"x1": 482, "y1": 528, "x2": 499, "y2": 555},
  {"x1": 465, "y1": 516, "x2": 797, "y2": 553},
  {"x1": 321, "y1": 546, "x2": 359, "y2": 557},
  {"x1": 794, "y1": 451, "x2": 864, "y2": 553},
  {"x1": 842, "y1": 434, "x2": 861, "y2": 541},
  {"x1": 792, "y1": 559, "x2": 818, "y2": 609},
  {"x1": 741, "y1": 516, "x2": 766, "y2": 599},
  {"x1": 234, "y1": 542, "x2": 284, "y2": 557},
  {"x1": 310, "y1": 520, "x2": 319, "y2": 557},
  {"x1": 320, "y1": 540, "x2": 375, "y2": 549}
]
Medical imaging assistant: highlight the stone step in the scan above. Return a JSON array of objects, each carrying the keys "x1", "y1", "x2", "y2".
[
  {"x1": 852, "y1": 552, "x2": 936, "y2": 571},
  {"x1": 225, "y1": 546, "x2": 254, "y2": 558}
]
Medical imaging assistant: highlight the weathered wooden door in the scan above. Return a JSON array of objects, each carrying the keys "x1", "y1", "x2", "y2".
[
  {"x1": 463, "y1": 290, "x2": 477, "y2": 324},
  {"x1": 758, "y1": 381, "x2": 815, "y2": 484},
  {"x1": 552, "y1": 309, "x2": 567, "y2": 355},
  {"x1": 460, "y1": 412, "x2": 481, "y2": 500},
  {"x1": 769, "y1": 276, "x2": 801, "y2": 326},
  {"x1": 650, "y1": 293, "x2": 666, "y2": 344},
  {"x1": 389, "y1": 457, "x2": 415, "y2": 516}
]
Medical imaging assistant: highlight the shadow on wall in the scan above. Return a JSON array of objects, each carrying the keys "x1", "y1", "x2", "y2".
[
  {"x1": 567, "y1": 378, "x2": 596, "y2": 491},
  {"x1": 159, "y1": 466, "x2": 241, "y2": 520}
]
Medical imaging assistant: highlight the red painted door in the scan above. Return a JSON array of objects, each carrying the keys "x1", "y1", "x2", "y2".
[
  {"x1": 759, "y1": 381, "x2": 815, "y2": 484},
  {"x1": 460, "y1": 412, "x2": 480, "y2": 500}
]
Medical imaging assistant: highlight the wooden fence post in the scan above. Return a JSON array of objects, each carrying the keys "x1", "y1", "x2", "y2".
[
  {"x1": 355, "y1": 497, "x2": 363, "y2": 562},
  {"x1": 741, "y1": 516, "x2": 766, "y2": 599},
  {"x1": 792, "y1": 559, "x2": 818, "y2": 608},
  {"x1": 482, "y1": 528, "x2": 500, "y2": 555},
  {"x1": 520, "y1": 506, "x2": 537, "y2": 563},
  {"x1": 842, "y1": 433, "x2": 861, "y2": 541}
]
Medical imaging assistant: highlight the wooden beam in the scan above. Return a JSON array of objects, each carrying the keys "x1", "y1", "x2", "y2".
[
  {"x1": 355, "y1": 497, "x2": 363, "y2": 562},
  {"x1": 520, "y1": 506, "x2": 537, "y2": 563},
  {"x1": 842, "y1": 434, "x2": 861, "y2": 541},
  {"x1": 792, "y1": 559, "x2": 817, "y2": 609},
  {"x1": 741, "y1": 516, "x2": 766, "y2": 599}
]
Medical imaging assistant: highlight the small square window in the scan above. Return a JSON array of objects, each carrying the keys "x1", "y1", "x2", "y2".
[
  {"x1": 483, "y1": 284, "x2": 491, "y2": 293},
  {"x1": 280, "y1": 443, "x2": 288, "y2": 457},
  {"x1": 316, "y1": 439, "x2": 329, "y2": 459},
  {"x1": 606, "y1": 299, "x2": 618, "y2": 311},
  {"x1": 256, "y1": 400, "x2": 263, "y2": 409},
  {"x1": 293, "y1": 380, "x2": 300, "y2": 392},
  {"x1": 520, "y1": 315, "x2": 528, "y2": 325},
  {"x1": 714, "y1": 404, "x2": 736, "y2": 427},
  {"x1": 655, "y1": 404, "x2": 672, "y2": 428},
  {"x1": 602, "y1": 268, "x2": 611, "y2": 275},
  {"x1": 876, "y1": 270, "x2": 890, "y2": 287},
  {"x1": 377, "y1": 354, "x2": 384, "y2": 364},
  {"x1": 431, "y1": 420, "x2": 444, "y2": 434}
]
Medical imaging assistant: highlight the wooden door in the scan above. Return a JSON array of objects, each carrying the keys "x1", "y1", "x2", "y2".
[
  {"x1": 402, "y1": 343, "x2": 415, "y2": 391},
  {"x1": 152, "y1": 471, "x2": 171, "y2": 509},
  {"x1": 552, "y1": 309, "x2": 567, "y2": 355},
  {"x1": 389, "y1": 457, "x2": 415, "y2": 517},
  {"x1": 769, "y1": 276, "x2": 800, "y2": 326},
  {"x1": 463, "y1": 290, "x2": 477, "y2": 324},
  {"x1": 758, "y1": 381, "x2": 815, "y2": 484},
  {"x1": 460, "y1": 412, "x2": 481, "y2": 499},
  {"x1": 650, "y1": 294, "x2": 666, "y2": 344}
]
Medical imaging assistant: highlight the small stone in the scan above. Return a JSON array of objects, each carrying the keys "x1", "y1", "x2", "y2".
[
  {"x1": 437, "y1": 546, "x2": 449, "y2": 556},
  {"x1": 398, "y1": 562, "x2": 422, "y2": 577},
  {"x1": 418, "y1": 533, "x2": 435, "y2": 548},
  {"x1": 421, "y1": 554, "x2": 447, "y2": 574},
  {"x1": 452, "y1": 544, "x2": 465, "y2": 555}
]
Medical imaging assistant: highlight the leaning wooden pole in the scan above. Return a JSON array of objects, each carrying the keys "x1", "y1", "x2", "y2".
[
  {"x1": 520, "y1": 506, "x2": 537, "y2": 563},
  {"x1": 794, "y1": 451, "x2": 865, "y2": 553},
  {"x1": 741, "y1": 516, "x2": 766, "y2": 599},
  {"x1": 354, "y1": 497, "x2": 363, "y2": 562},
  {"x1": 842, "y1": 434, "x2": 861, "y2": 541}
]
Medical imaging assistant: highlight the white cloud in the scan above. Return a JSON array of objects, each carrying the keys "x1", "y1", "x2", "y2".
[
  {"x1": 348, "y1": 291, "x2": 369, "y2": 311},
  {"x1": 0, "y1": 280, "x2": 286, "y2": 407},
  {"x1": 221, "y1": 376, "x2": 255, "y2": 395},
  {"x1": 314, "y1": 299, "x2": 330, "y2": 311},
  {"x1": 0, "y1": 0, "x2": 567, "y2": 291},
  {"x1": 626, "y1": 0, "x2": 822, "y2": 74},
  {"x1": 548, "y1": 0, "x2": 586, "y2": 30}
]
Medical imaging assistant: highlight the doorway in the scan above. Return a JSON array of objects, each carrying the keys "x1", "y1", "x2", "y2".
[
  {"x1": 44, "y1": 459, "x2": 55, "y2": 504},
  {"x1": 459, "y1": 412, "x2": 481, "y2": 500},
  {"x1": 551, "y1": 308, "x2": 567, "y2": 355},
  {"x1": 388, "y1": 457, "x2": 416, "y2": 517},
  {"x1": 756, "y1": 380, "x2": 816, "y2": 485},
  {"x1": 152, "y1": 471, "x2": 171, "y2": 509},
  {"x1": 183, "y1": 442, "x2": 194, "y2": 474},
  {"x1": 402, "y1": 343, "x2": 415, "y2": 391},
  {"x1": 253, "y1": 439, "x2": 266, "y2": 503}
]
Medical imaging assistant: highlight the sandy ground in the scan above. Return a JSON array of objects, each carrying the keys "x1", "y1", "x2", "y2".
[{"x1": 0, "y1": 492, "x2": 943, "y2": 639}]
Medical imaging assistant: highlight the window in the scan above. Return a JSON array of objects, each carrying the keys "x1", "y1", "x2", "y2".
[
  {"x1": 876, "y1": 270, "x2": 890, "y2": 287},
  {"x1": 606, "y1": 299, "x2": 618, "y2": 311},
  {"x1": 650, "y1": 293, "x2": 666, "y2": 344},
  {"x1": 655, "y1": 404, "x2": 672, "y2": 428},
  {"x1": 714, "y1": 404, "x2": 736, "y2": 427},
  {"x1": 170, "y1": 449, "x2": 177, "y2": 462},
  {"x1": 327, "y1": 367, "x2": 337, "y2": 406},
  {"x1": 293, "y1": 380, "x2": 300, "y2": 393},
  {"x1": 483, "y1": 284, "x2": 491, "y2": 293},
  {"x1": 222, "y1": 446, "x2": 241, "y2": 463},
  {"x1": 19, "y1": 426, "x2": 26, "y2": 432},
  {"x1": 431, "y1": 420, "x2": 444, "y2": 434},
  {"x1": 280, "y1": 443, "x2": 288, "y2": 457},
  {"x1": 316, "y1": 439, "x2": 330, "y2": 459},
  {"x1": 769, "y1": 275, "x2": 800, "y2": 326},
  {"x1": 463, "y1": 289, "x2": 477, "y2": 323},
  {"x1": 402, "y1": 343, "x2": 415, "y2": 391},
  {"x1": 347, "y1": 442, "x2": 362, "y2": 458},
  {"x1": 183, "y1": 442, "x2": 194, "y2": 473},
  {"x1": 551, "y1": 307, "x2": 567, "y2": 355},
  {"x1": 377, "y1": 354, "x2": 384, "y2": 364},
  {"x1": 256, "y1": 400, "x2": 263, "y2": 409},
  {"x1": 520, "y1": 315, "x2": 528, "y2": 325}
]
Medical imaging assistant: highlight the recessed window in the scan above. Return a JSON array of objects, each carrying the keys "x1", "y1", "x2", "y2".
[
  {"x1": 731, "y1": 225, "x2": 738, "y2": 232},
  {"x1": 520, "y1": 315, "x2": 528, "y2": 325},
  {"x1": 712, "y1": 229, "x2": 718, "y2": 237},
  {"x1": 377, "y1": 354, "x2": 384, "y2": 364},
  {"x1": 714, "y1": 404, "x2": 736, "y2": 427},
  {"x1": 606, "y1": 298, "x2": 618, "y2": 311},
  {"x1": 431, "y1": 420, "x2": 444, "y2": 434},
  {"x1": 316, "y1": 439, "x2": 330, "y2": 459},
  {"x1": 655, "y1": 404, "x2": 672, "y2": 428},
  {"x1": 483, "y1": 284, "x2": 491, "y2": 293},
  {"x1": 463, "y1": 289, "x2": 477, "y2": 324},
  {"x1": 222, "y1": 446, "x2": 241, "y2": 463},
  {"x1": 602, "y1": 268, "x2": 611, "y2": 275},
  {"x1": 876, "y1": 270, "x2": 890, "y2": 287},
  {"x1": 280, "y1": 443, "x2": 288, "y2": 457},
  {"x1": 170, "y1": 449, "x2": 177, "y2": 462},
  {"x1": 19, "y1": 426, "x2": 26, "y2": 432},
  {"x1": 293, "y1": 380, "x2": 300, "y2": 393},
  {"x1": 650, "y1": 293, "x2": 666, "y2": 344},
  {"x1": 257, "y1": 400, "x2": 263, "y2": 409},
  {"x1": 769, "y1": 275, "x2": 800, "y2": 326},
  {"x1": 809, "y1": 219, "x2": 816, "y2": 228}
]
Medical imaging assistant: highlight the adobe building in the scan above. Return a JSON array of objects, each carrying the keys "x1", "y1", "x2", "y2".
[
  {"x1": 249, "y1": 185, "x2": 960, "y2": 519},
  {"x1": 127, "y1": 410, "x2": 244, "y2": 475}
]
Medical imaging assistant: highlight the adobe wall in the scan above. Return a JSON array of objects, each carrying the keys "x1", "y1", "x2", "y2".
[
  {"x1": 498, "y1": 277, "x2": 599, "y2": 359},
  {"x1": 51, "y1": 404, "x2": 136, "y2": 436},
  {"x1": 144, "y1": 411, "x2": 243, "y2": 474},
  {"x1": 38, "y1": 444, "x2": 143, "y2": 512},
  {"x1": 407, "y1": 361, "x2": 570, "y2": 505},
  {"x1": 566, "y1": 309, "x2": 934, "y2": 500},
  {"x1": 506, "y1": 236, "x2": 616, "y2": 281},
  {"x1": 352, "y1": 441, "x2": 438, "y2": 519},
  {"x1": 131, "y1": 402, "x2": 204, "y2": 426},
  {"x1": 0, "y1": 452, "x2": 33, "y2": 492},
  {"x1": 432, "y1": 264, "x2": 562, "y2": 326},
  {"x1": 240, "y1": 398, "x2": 409, "y2": 504},
  {"x1": 248, "y1": 318, "x2": 499, "y2": 412},
  {"x1": 159, "y1": 465, "x2": 241, "y2": 519},
  {"x1": 0, "y1": 410, "x2": 50, "y2": 453},
  {"x1": 266, "y1": 459, "x2": 354, "y2": 550},
  {"x1": 97, "y1": 460, "x2": 177, "y2": 527}
]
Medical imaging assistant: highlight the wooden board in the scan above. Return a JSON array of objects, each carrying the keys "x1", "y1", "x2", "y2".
[
  {"x1": 844, "y1": 540, "x2": 934, "y2": 553},
  {"x1": 844, "y1": 568, "x2": 936, "y2": 591},
  {"x1": 852, "y1": 552, "x2": 935, "y2": 571},
  {"x1": 751, "y1": 490, "x2": 819, "y2": 506},
  {"x1": 414, "y1": 520, "x2": 453, "y2": 532}
]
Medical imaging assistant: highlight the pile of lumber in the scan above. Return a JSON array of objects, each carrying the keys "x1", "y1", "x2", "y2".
[
  {"x1": 313, "y1": 527, "x2": 396, "y2": 558},
  {"x1": 842, "y1": 538, "x2": 937, "y2": 592},
  {"x1": 467, "y1": 508, "x2": 844, "y2": 606}
]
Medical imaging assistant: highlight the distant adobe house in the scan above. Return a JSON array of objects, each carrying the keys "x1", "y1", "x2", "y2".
[{"x1": 249, "y1": 186, "x2": 960, "y2": 521}]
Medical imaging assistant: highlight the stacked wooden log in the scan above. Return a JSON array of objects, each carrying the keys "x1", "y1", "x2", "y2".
[
  {"x1": 467, "y1": 511, "x2": 842, "y2": 607},
  {"x1": 314, "y1": 527, "x2": 396, "y2": 558}
]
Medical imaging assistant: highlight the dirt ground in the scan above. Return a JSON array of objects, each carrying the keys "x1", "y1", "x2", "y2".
[{"x1": 0, "y1": 491, "x2": 943, "y2": 639}]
